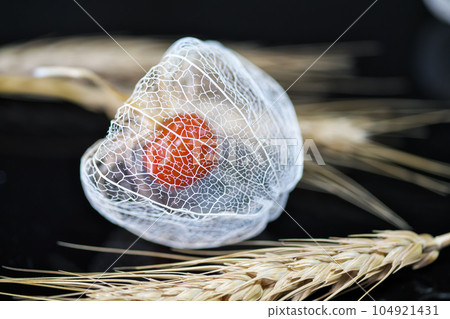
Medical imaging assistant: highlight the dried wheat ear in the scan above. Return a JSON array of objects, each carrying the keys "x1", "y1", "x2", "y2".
[{"x1": 2, "y1": 230, "x2": 449, "y2": 301}]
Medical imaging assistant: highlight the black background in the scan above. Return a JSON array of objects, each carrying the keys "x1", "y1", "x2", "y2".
[{"x1": 0, "y1": 0, "x2": 450, "y2": 300}]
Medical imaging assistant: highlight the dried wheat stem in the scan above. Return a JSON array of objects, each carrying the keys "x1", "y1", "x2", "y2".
[
  {"x1": 1, "y1": 230, "x2": 448, "y2": 301},
  {"x1": 435, "y1": 232, "x2": 450, "y2": 250}
]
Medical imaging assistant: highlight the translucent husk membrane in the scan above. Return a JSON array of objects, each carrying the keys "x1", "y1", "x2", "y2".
[
  {"x1": 80, "y1": 38, "x2": 303, "y2": 248},
  {"x1": 3, "y1": 36, "x2": 450, "y2": 241}
]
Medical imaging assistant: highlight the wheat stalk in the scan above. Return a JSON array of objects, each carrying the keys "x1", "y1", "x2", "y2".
[
  {"x1": 2, "y1": 230, "x2": 449, "y2": 300},
  {"x1": 0, "y1": 36, "x2": 383, "y2": 94}
]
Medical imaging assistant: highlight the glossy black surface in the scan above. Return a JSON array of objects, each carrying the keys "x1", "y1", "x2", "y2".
[{"x1": 1, "y1": 0, "x2": 449, "y2": 300}]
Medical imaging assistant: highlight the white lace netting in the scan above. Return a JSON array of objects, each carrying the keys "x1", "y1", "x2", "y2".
[{"x1": 80, "y1": 37, "x2": 303, "y2": 248}]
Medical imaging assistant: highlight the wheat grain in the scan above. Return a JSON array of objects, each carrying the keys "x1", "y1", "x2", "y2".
[{"x1": 2, "y1": 230, "x2": 449, "y2": 300}]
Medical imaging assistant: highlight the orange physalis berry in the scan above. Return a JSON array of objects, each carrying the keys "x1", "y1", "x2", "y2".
[{"x1": 144, "y1": 113, "x2": 218, "y2": 188}]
